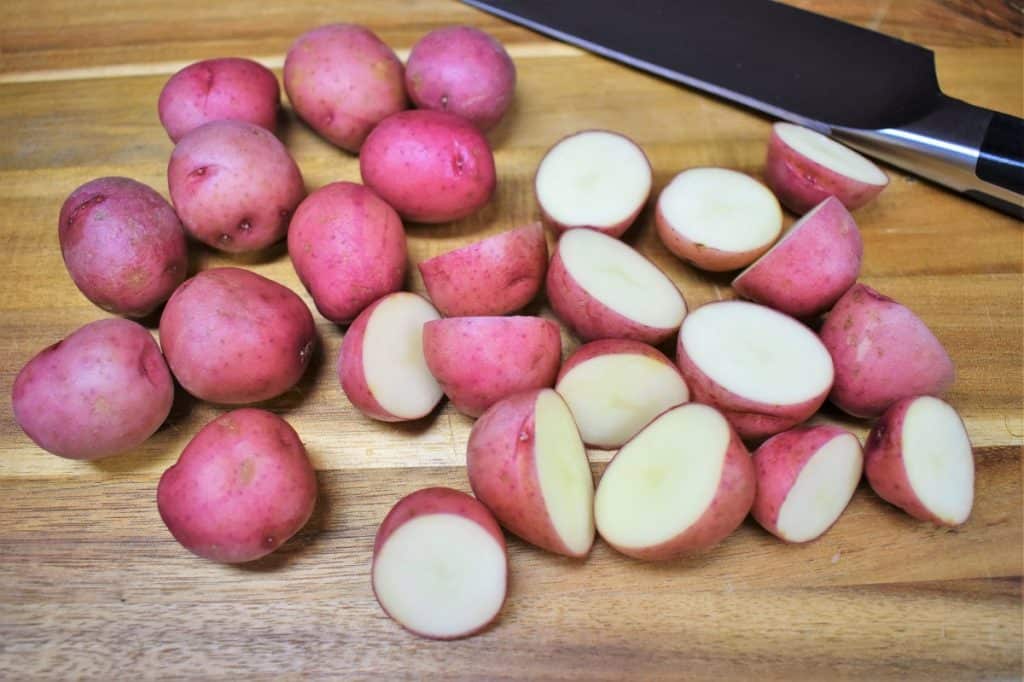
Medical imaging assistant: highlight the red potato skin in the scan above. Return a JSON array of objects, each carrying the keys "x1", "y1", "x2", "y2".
[
  {"x1": 159, "y1": 268, "x2": 316, "y2": 404},
  {"x1": 360, "y1": 110, "x2": 496, "y2": 224},
  {"x1": 764, "y1": 124, "x2": 888, "y2": 214},
  {"x1": 287, "y1": 182, "x2": 407, "y2": 324},
  {"x1": 751, "y1": 425, "x2": 858, "y2": 540},
  {"x1": 655, "y1": 202, "x2": 774, "y2": 272},
  {"x1": 157, "y1": 409, "x2": 317, "y2": 563},
  {"x1": 167, "y1": 120, "x2": 305, "y2": 253},
  {"x1": 819, "y1": 284, "x2": 955, "y2": 418},
  {"x1": 418, "y1": 222, "x2": 547, "y2": 317},
  {"x1": 58, "y1": 177, "x2": 187, "y2": 317},
  {"x1": 158, "y1": 58, "x2": 280, "y2": 143},
  {"x1": 283, "y1": 24, "x2": 407, "y2": 153},
  {"x1": 422, "y1": 316, "x2": 561, "y2": 418},
  {"x1": 12, "y1": 318, "x2": 174, "y2": 460},
  {"x1": 405, "y1": 26, "x2": 516, "y2": 132},
  {"x1": 556, "y1": 338, "x2": 681, "y2": 384},
  {"x1": 732, "y1": 197, "x2": 863, "y2": 318}
]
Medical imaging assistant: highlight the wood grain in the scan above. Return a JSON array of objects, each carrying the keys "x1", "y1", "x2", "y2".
[{"x1": 1, "y1": 1, "x2": 1021, "y2": 679}]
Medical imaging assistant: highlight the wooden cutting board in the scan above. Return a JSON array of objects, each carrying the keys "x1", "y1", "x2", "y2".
[{"x1": 1, "y1": 1, "x2": 1021, "y2": 679}]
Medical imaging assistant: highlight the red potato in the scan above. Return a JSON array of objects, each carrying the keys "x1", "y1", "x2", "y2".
[
  {"x1": 655, "y1": 168, "x2": 782, "y2": 272},
  {"x1": 159, "y1": 268, "x2": 316, "y2": 404},
  {"x1": 360, "y1": 110, "x2": 496, "y2": 224},
  {"x1": 751, "y1": 426, "x2": 863, "y2": 543},
  {"x1": 467, "y1": 389, "x2": 595, "y2": 557},
  {"x1": 547, "y1": 228, "x2": 687, "y2": 344},
  {"x1": 12, "y1": 318, "x2": 173, "y2": 460},
  {"x1": 864, "y1": 396, "x2": 974, "y2": 526},
  {"x1": 819, "y1": 283, "x2": 955, "y2": 418},
  {"x1": 167, "y1": 120, "x2": 305, "y2": 253},
  {"x1": 283, "y1": 24, "x2": 406, "y2": 153},
  {"x1": 339, "y1": 292, "x2": 443, "y2": 422},
  {"x1": 676, "y1": 301, "x2": 834, "y2": 441},
  {"x1": 405, "y1": 25, "x2": 516, "y2": 131},
  {"x1": 594, "y1": 403, "x2": 755, "y2": 561},
  {"x1": 158, "y1": 57, "x2": 280, "y2": 143},
  {"x1": 765, "y1": 122, "x2": 888, "y2": 214},
  {"x1": 58, "y1": 177, "x2": 187, "y2": 317},
  {"x1": 535, "y1": 130, "x2": 652, "y2": 238},
  {"x1": 555, "y1": 339, "x2": 689, "y2": 449},
  {"x1": 157, "y1": 409, "x2": 317, "y2": 563},
  {"x1": 422, "y1": 316, "x2": 561, "y2": 418},
  {"x1": 372, "y1": 487, "x2": 508, "y2": 640},
  {"x1": 732, "y1": 196, "x2": 863, "y2": 318},
  {"x1": 287, "y1": 182, "x2": 407, "y2": 324},
  {"x1": 418, "y1": 222, "x2": 547, "y2": 317}
]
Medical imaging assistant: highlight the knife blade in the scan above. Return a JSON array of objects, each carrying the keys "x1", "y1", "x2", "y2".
[{"x1": 462, "y1": 0, "x2": 1024, "y2": 219}]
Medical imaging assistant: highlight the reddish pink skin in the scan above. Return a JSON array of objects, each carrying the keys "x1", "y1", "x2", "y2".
[
  {"x1": 158, "y1": 58, "x2": 280, "y2": 143},
  {"x1": 546, "y1": 237, "x2": 684, "y2": 345},
  {"x1": 864, "y1": 397, "x2": 972, "y2": 526},
  {"x1": 287, "y1": 182, "x2": 407, "y2": 324},
  {"x1": 422, "y1": 316, "x2": 561, "y2": 417},
  {"x1": 819, "y1": 284, "x2": 956, "y2": 418},
  {"x1": 467, "y1": 389, "x2": 592, "y2": 557},
  {"x1": 159, "y1": 268, "x2": 316, "y2": 404},
  {"x1": 751, "y1": 425, "x2": 860, "y2": 541},
  {"x1": 167, "y1": 120, "x2": 305, "y2": 253},
  {"x1": 283, "y1": 24, "x2": 407, "y2": 153},
  {"x1": 58, "y1": 177, "x2": 187, "y2": 317},
  {"x1": 556, "y1": 338, "x2": 681, "y2": 384},
  {"x1": 418, "y1": 222, "x2": 547, "y2": 316},
  {"x1": 655, "y1": 201, "x2": 774, "y2": 273},
  {"x1": 360, "y1": 110, "x2": 496, "y2": 224},
  {"x1": 405, "y1": 26, "x2": 516, "y2": 132},
  {"x1": 372, "y1": 487, "x2": 507, "y2": 640},
  {"x1": 733, "y1": 197, "x2": 863, "y2": 318},
  {"x1": 12, "y1": 319, "x2": 173, "y2": 460},
  {"x1": 157, "y1": 409, "x2": 317, "y2": 563},
  {"x1": 764, "y1": 124, "x2": 888, "y2": 214}
]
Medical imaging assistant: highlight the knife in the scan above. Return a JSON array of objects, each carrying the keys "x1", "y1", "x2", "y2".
[{"x1": 462, "y1": 0, "x2": 1024, "y2": 219}]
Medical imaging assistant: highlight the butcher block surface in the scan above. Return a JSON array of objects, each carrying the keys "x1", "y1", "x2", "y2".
[{"x1": 1, "y1": 1, "x2": 1021, "y2": 679}]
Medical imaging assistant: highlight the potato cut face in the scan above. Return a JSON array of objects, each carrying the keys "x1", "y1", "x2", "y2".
[
  {"x1": 901, "y1": 397, "x2": 974, "y2": 525},
  {"x1": 776, "y1": 122, "x2": 887, "y2": 185},
  {"x1": 560, "y1": 229, "x2": 686, "y2": 328},
  {"x1": 659, "y1": 168, "x2": 782, "y2": 252},
  {"x1": 734, "y1": 195, "x2": 827, "y2": 275},
  {"x1": 536, "y1": 131, "x2": 651, "y2": 228},
  {"x1": 533, "y1": 390, "x2": 595, "y2": 555},
  {"x1": 595, "y1": 403, "x2": 727, "y2": 549},
  {"x1": 363, "y1": 293, "x2": 443, "y2": 419},
  {"x1": 557, "y1": 353, "x2": 689, "y2": 448},
  {"x1": 680, "y1": 301, "x2": 833, "y2": 405},
  {"x1": 373, "y1": 513, "x2": 507, "y2": 639},
  {"x1": 776, "y1": 433, "x2": 863, "y2": 542}
]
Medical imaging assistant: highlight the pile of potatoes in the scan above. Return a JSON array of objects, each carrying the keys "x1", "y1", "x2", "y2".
[{"x1": 11, "y1": 20, "x2": 975, "y2": 641}]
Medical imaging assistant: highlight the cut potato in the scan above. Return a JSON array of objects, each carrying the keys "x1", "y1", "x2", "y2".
[
  {"x1": 547, "y1": 228, "x2": 686, "y2": 344},
  {"x1": 372, "y1": 487, "x2": 508, "y2": 640},
  {"x1": 535, "y1": 130, "x2": 652, "y2": 238},
  {"x1": 594, "y1": 403, "x2": 755, "y2": 561},
  {"x1": 556, "y1": 339, "x2": 689, "y2": 449},
  {"x1": 656, "y1": 168, "x2": 782, "y2": 272},
  {"x1": 865, "y1": 396, "x2": 974, "y2": 526},
  {"x1": 468, "y1": 388, "x2": 595, "y2": 557}
]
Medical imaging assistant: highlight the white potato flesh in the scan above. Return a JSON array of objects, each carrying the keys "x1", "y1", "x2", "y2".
[
  {"x1": 595, "y1": 404, "x2": 727, "y2": 549},
  {"x1": 775, "y1": 433, "x2": 863, "y2": 542},
  {"x1": 734, "y1": 193, "x2": 827, "y2": 272},
  {"x1": 560, "y1": 229, "x2": 686, "y2": 328},
  {"x1": 363, "y1": 293, "x2": 443, "y2": 419},
  {"x1": 901, "y1": 397, "x2": 974, "y2": 525},
  {"x1": 680, "y1": 302, "x2": 833, "y2": 405},
  {"x1": 776, "y1": 122, "x2": 887, "y2": 186},
  {"x1": 536, "y1": 131, "x2": 651, "y2": 228},
  {"x1": 373, "y1": 513, "x2": 507, "y2": 639},
  {"x1": 533, "y1": 390, "x2": 595, "y2": 555},
  {"x1": 659, "y1": 168, "x2": 782, "y2": 252},
  {"x1": 557, "y1": 353, "x2": 689, "y2": 448}
]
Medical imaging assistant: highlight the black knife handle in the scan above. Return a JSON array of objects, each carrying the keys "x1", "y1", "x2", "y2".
[{"x1": 976, "y1": 112, "x2": 1024, "y2": 196}]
